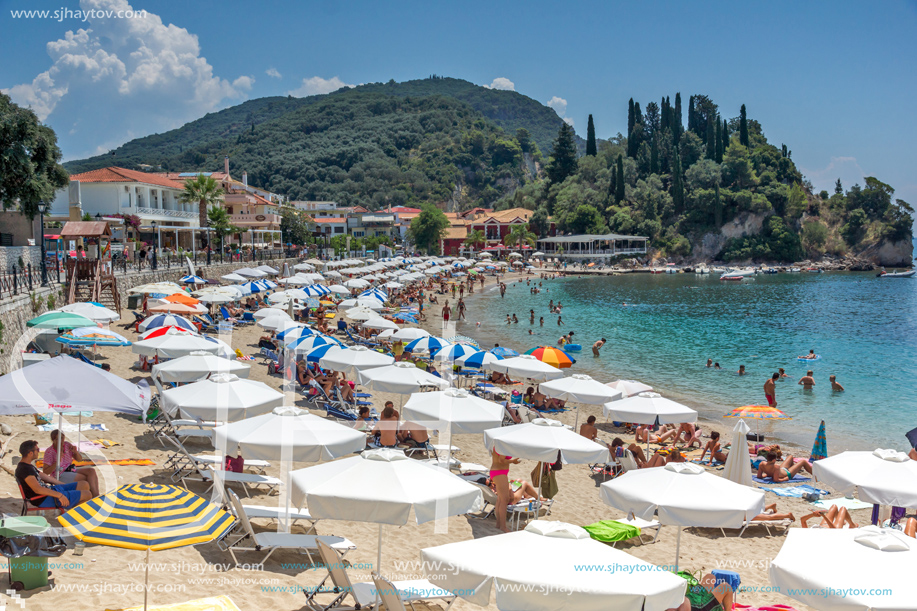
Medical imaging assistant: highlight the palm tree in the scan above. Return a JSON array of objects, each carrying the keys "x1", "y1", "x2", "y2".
[
  {"x1": 504, "y1": 223, "x2": 536, "y2": 255},
  {"x1": 463, "y1": 229, "x2": 486, "y2": 255},
  {"x1": 206, "y1": 206, "x2": 241, "y2": 253},
  {"x1": 180, "y1": 174, "x2": 224, "y2": 250}
]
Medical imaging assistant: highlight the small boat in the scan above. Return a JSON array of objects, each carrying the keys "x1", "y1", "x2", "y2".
[
  {"x1": 695, "y1": 266, "x2": 710, "y2": 275},
  {"x1": 649, "y1": 268, "x2": 666, "y2": 274},
  {"x1": 710, "y1": 267, "x2": 726, "y2": 273},
  {"x1": 720, "y1": 269, "x2": 755, "y2": 281},
  {"x1": 787, "y1": 267, "x2": 801, "y2": 273},
  {"x1": 806, "y1": 268, "x2": 823, "y2": 273},
  {"x1": 877, "y1": 269, "x2": 916, "y2": 278},
  {"x1": 761, "y1": 267, "x2": 778, "y2": 274},
  {"x1": 665, "y1": 264, "x2": 679, "y2": 274}
]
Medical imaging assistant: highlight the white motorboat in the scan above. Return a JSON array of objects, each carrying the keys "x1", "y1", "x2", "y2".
[
  {"x1": 720, "y1": 268, "x2": 755, "y2": 281},
  {"x1": 695, "y1": 266, "x2": 710, "y2": 275},
  {"x1": 877, "y1": 269, "x2": 915, "y2": 278}
]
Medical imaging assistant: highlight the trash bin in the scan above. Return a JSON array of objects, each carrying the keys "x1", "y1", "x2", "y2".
[
  {"x1": 0, "y1": 516, "x2": 66, "y2": 590},
  {"x1": 127, "y1": 293, "x2": 142, "y2": 310}
]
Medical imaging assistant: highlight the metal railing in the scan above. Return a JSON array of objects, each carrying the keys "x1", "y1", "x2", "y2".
[
  {"x1": 107, "y1": 248, "x2": 296, "y2": 275},
  {"x1": 0, "y1": 264, "x2": 35, "y2": 300},
  {"x1": 136, "y1": 206, "x2": 197, "y2": 219}
]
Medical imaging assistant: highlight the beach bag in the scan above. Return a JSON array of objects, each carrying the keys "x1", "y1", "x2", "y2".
[{"x1": 225, "y1": 455, "x2": 245, "y2": 473}]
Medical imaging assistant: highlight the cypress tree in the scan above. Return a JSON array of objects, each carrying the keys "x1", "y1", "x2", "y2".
[
  {"x1": 715, "y1": 119, "x2": 723, "y2": 163},
  {"x1": 835, "y1": 179, "x2": 843, "y2": 195},
  {"x1": 615, "y1": 155, "x2": 626, "y2": 204},
  {"x1": 672, "y1": 153, "x2": 685, "y2": 212},
  {"x1": 586, "y1": 114, "x2": 597, "y2": 156},
  {"x1": 634, "y1": 102, "x2": 643, "y2": 128},
  {"x1": 739, "y1": 104, "x2": 749, "y2": 147},
  {"x1": 627, "y1": 98, "x2": 635, "y2": 139},
  {"x1": 607, "y1": 161, "x2": 617, "y2": 204},
  {"x1": 721, "y1": 118, "x2": 729, "y2": 153},
  {"x1": 661, "y1": 97, "x2": 669, "y2": 131},
  {"x1": 650, "y1": 137, "x2": 659, "y2": 174},
  {"x1": 705, "y1": 118, "x2": 715, "y2": 159},
  {"x1": 688, "y1": 96, "x2": 696, "y2": 134},
  {"x1": 674, "y1": 93, "x2": 682, "y2": 132}
]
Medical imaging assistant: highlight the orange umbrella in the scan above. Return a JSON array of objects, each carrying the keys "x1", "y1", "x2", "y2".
[
  {"x1": 149, "y1": 302, "x2": 206, "y2": 315},
  {"x1": 523, "y1": 346, "x2": 576, "y2": 368},
  {"x1": 164, "y1": 293, "x2": 200, "y2": 306}
]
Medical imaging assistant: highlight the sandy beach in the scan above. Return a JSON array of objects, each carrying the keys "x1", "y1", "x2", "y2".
[{"x1": 0, "y1": 269, "x2": 875, "y2": 611}]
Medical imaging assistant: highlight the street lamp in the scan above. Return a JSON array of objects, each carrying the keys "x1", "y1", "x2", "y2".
[
  {"x1": 151, "y1": 221, "x2": 158, "y2": 270},
  {"x1": 37, "y1": 202, "x2": 48, "y2": 286}
]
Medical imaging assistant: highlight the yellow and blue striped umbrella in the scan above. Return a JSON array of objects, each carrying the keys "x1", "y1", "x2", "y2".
[{"x1": 57, "y1": 483, "x2": 235, "y2": 551}]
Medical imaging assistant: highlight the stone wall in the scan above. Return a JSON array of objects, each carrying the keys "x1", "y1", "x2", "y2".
[{"x1": 0, "y1": 246, "x2": 42, "y2": 273}]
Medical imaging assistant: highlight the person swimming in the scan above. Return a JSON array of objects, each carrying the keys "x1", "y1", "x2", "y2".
[{"x1": 799, "y1": 349, "x2": 817, "y2": 359}]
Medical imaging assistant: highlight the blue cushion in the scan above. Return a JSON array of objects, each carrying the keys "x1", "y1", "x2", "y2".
[{"x1": 711, "y1": 569, "x2": 740, "y2": 592}]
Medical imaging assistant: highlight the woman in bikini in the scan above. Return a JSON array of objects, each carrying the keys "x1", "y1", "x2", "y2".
[
  {"x1": 490, "y1": 448, "x2": 520, "y2": 533},
  {"x1": 800, "y1": 505, "x2": 858, "y2": 529}
]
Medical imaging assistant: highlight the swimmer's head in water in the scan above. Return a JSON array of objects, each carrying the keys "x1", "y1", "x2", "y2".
[{"x1": 772, "y1": 372, "x2": 780, "y2": 380}]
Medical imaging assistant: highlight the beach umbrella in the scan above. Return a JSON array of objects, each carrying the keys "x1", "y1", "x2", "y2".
[
  {"x1": 151, "y1": 351, "x2": 250, "y2": 384},
  {"x1": 362, "y1": 317, "x2": 399, "y2": 331},
  {"x1": 445, "y1": 335, "x2": 479, "y2": 348},
  {"x1": 252, "y1": 307, "x2": 287, "y2": 320},
  {"x1": 319, "y1": 345, "x2": 394, "y2": 377},
  {"x1": 259, "y1": 314, "x2": 300, "y2": 332},
  {"x1": 344, "y1": 278, "x2": 370, "y2": 289},
  {"x1": 291, "y1": 448, "x2": 482, "y2": 581},
  {"x1": 293, "y1": 263, "x2": 315, "y2": 272},
  {"x1": 256, "y1": 265, "x2": 279, "y2": 275},
  {"x1": 180, "y1": 274, "x2": 208, "y2": 284},
  {"x1": 724, "y1": 404, "x2": 791, "y2": 439},
  {"x1": 161, "y1": 373, "x2": 283, "y2": 422},
  {"x1": 345, "y1": 306, "x2": 378, "y2": 321},
  {"x1": 149, "y1": 301, "x2": 206, "y2": 315},
  {"x1": 215, "y1": 406, "x2": 366, "y2": 463},
  {"x1": 327, "y1": 284, "x2": 352, "y2": 295},
  {"x1": 132, "y1": 334, "x2": 220, "y2": 359},
  {"x1": 277, "y1": 276, "x2": 310, "y2": 286},
  {"x1": 392, "y1": 312, "x2": 418, "y2": 324},
  {"x1": 128, "y1": 282, "x2": 185, "y2": 295},
  {"x1": 137, "y1": 313, "x2": 195, "y2": 333},
  {"x1": 603, "y1": 392, "x2": 696, "y2": 424},
  {"x1": 384, "y1": 282, "x2": 404, "y2": 289},
  {"x1": 431, "y1": 343, "x2": 479, "y2": 363},
  {"x1": 57, "y1": 327, "x2": 131, "y2": 347},
  {"x1": 606, "y1": 379, "x2": 654, "y2": 397},
  {"x1": 357, "y1": 362, "x2": 450, "y2": 395},
  {"x1": 485, "y1": 354, "x2": 563, "y2": 383},
  {"x1": 421, "y1": 520, "x2": 686, "y2": 611},
  {"x1": 27, "y1": 311, "x2": 95, "y2": 329},
  {"x1": 220, "y1": 273, "x2": 248, "y2": 282},
  {"x1": 489, "y1": 346, "x2": 519, "y2": 358},
  {"x1": 234, "y1": 267, "x2": 267, "y2": 278},
  {"x1": 339, "y1": 298, "x2": 384, "y2": 311},
  {"x1": 54, "y1": 302, "x2": 120, "y2": 323},
  {"x1": 301, "y1": 343, "x2": 346, "y2": 364},
  {"x1": 810, "y1": 419, "x2": 827, "y2": 461},
  {"x1": 813, "y1": 449, "x2": 917, "y2": 507},
  {"x1": 323, "y1": 270, "x2": 343, "y2": 279},
  {"x1": 391, "y1": 328, "x2": 431, "y2": 341},
  {"x1": 540, "y1": 374, "x2": 621, "y2": 405},
  {"x1": 304, "y1": 284, "x2": 332, "y2": 297},
  {"x1": 240, "y1": 281, "x2": 265, "y2": 293},
  {"x1": 289, "y1": 334, "x2": 343, "y2": 353},
  {"x1": 137, "y1": 325, "x2": 196, "y2": 341},
  {"x1": 402, "y1": 388, "x2": 504, "y2": 436},
  {"x1": 58, "y1": 483, "x2": 235, "y2": 611},
  {"x1": 723, "y1": 419, "x2": 754, "y2": 487},
  {"x1": 485, "y1": 418, "x2": 609, "y2": 465},
  {"x1": 456, "y1": 350, "x2": 503, "y2": 370},
  {"x1": 277, "y1": 325, "x2": 315, "y2": 344},
  {"x1": 601, "y1": 462, "x2": 765, "y2": 570},
  {"x1": 770, "y1": 526, "x2": 917, "y2": 610},
  {"x1": 194, "y1": 292, "x2": 235, "y2": 304},
  {"x1": 405, "y1": 336, "x2": 452, "y2": 354},
  {"x1": 524, "y1": 346, "x2": 576, "y2": 368}
]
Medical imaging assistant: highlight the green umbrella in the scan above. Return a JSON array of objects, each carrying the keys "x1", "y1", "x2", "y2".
[{"x1": 27, "y1": 311, "x2": 96, "y2": 329}]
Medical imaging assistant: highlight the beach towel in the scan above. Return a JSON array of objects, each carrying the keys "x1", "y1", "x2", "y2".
[
  {"x1": 37, "y1": 458, "x2": 156, "y2": 468},
  {"x1": 813, "y1": 497, "x2": 873, "y2": 511},
  {"x1": 108, "y1": 594, "x2": 241, "y2": 611},
  {"x1": 810, "y1": 420, "x2": 827, "y2": 461},
  {"x1": 93, "y1": 439, "x2": 122, "y2": 448},
  {"x1": 762, "y1": 484, "x2": 829, "y2": 498},
  {"x1": 735, "y1": 605, "x2": 799, "y2": 611},
  {"x1": 582, "y1": 520, "x2": 640, "y2": 543},
  {"x1": 752, "y1": 474, "x2": 810, "y2": 484},
  {"x1": 61, "y1": 411, "x2": 94, "y2": 417},
  {"x1": 37, "y1": 423, "x2": 108, "y2": 432},
  {"x1": 236, "y1": 355, "x2": 255, "y2": 361}
]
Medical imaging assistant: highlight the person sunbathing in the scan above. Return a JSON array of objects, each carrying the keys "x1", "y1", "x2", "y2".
[
  {"x1": 645, "y1": 446, "x2": 686, "y2": 468},
  {"x1": 608, "y1": 437, "x2": 648, "y2": 467},
  {"x1": 337, "y1": 378, "x2": 355, "y2": 403},
  {"x1": 488, "y1": 477, "x2": 545, "y2": 505},
  {"x1": 579, "y1": 415, "x2": 598, "y2": 441},
  {"x1": 296, "y1": 360, "x2": 314, "y2": 387},
  {"x1": 635, "y1": 424, "x2": 677, "y2": 444},
  {"x1": 757, "y1": 452, "x2": 812, "y2": 482},
  {"x1": 372, "y1": 405, "x2": 400, "y2": 448},
  {"x1": 503, "y1": 401, "x2": 522, "y2": 424},
  {"x1": 523, "y1": 386, "x2": 537, "y2": 405},
  {"x1": 42, "y1": 431, "x2": 100, "y2": 498},
  {"x1": 800, "y1": 505, "x2": 858, "y2": 529},
  {"x1": 676, "y1": 422, "x2": 702, "y2": 448},
  {"x1": 530, "y1": 388, "x2": 547, "y2": 408},
  {"x1": 666, "y1": 572, "x2": 734, "y2": 611},
  {"x1": 699, "y1": 431, "x2": 728, "y2": 463},
  {"x1": 398, "y1": 421, "x2": 430, "y2": 447},
  {"x1": 752, "y1": 503, "x2": 795, "y2": 522},
  {"x1": 490, "y1": 371, "x2": 513, "y2": 385}
]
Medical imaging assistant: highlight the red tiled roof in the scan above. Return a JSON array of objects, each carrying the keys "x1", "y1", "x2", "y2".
[
  {"x1": 389, "y1": 207, "x2": 422, "y2": 213},
  {"x1": 69, "y1": 167, "x2": 184, "y2": 189}
]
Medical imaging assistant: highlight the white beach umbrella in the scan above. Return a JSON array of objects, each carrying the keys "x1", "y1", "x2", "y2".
[
  {"x1": 304, "y1": 258, "x2": 324, "y2": 268},
  {"x1": 318, "y1": 345, "x2": 394, "y2": 377},
  {"x1": 220, "y1": 273, "x2": 248, "y2": 283},
  {"x1": 277, "y1": 276, "x2": 311, "y2": 286},
  {"x1": 55, "y1": 302, "x2": 120, "y2": 323},
  {"x1": 327, "y1": 284, "x2": 352, "y2": 295},
  {"x1": 541, "y1": 374, "x2": 623, "y2": 405},
  {"x1": 391, "y1": 327, "x2": 431, "y2": 342},
  {"x1": 383, "y1": 282, "x2": 404, "y2": 289},
  {"x1": 195, "y1": 292, "x2": 235, "y2": 304},
  {"x1": 601, "y1": 462, "x2": 765, "y2": 570},
  {"x1": 603, "y1": 392, "x2": 697, "y2": 424},
  {"x1": 259, "y1": 315, "x2": 300, "y2": 332},
  {"x1": 338, "y1": 298, "x2": 383, "y2": 311},
  {"x1": 770, "y1": 526, "x2": 917, "y2": 611},
  {"x1": 214, "y1": 407, "x2": 366, "y2": 462},
  {"x1": 345, "y1": 306, "x2": 378, "y2": 321},
  {"x1": 253, "y1": 307, "x2": 289, "y2": 321},
  {"x1": 402, "y1": 388, "x2": 504, "y2": 435},
  {"x1": 160, "y1": 373, "x2": 284, "y2": 422},
  {"x1": 421, "y1": 520, "x2": 687, "y2": 611},
  {"x1": 293, "y1": 263, "x2": 315, "y2": 272},
  {"x1": 361, "y1": 317, "x2": 399, "y2": 331},
  {"x1": 485, "y1": 354, "x2": 564, "y2": 383},
  {"x1": 605, "y1": 379, "x2": 654, "y2": 397},
  {"x1": 291, "y1": 448, "x2": 482, "y2": 576},
  {"x1": 255, "y1": 265, "x2": 279, "y2": 275},
  {"x1": 357, "y1": 362, "x2": 450, "y2": 395},
  {"x1": 234, "y1": 267, "x2": 267, "y2": 278},
  {"x1": 484, "y1": 418, "x2": 609, "y2": 464},
  {"x1": 724, "y1": 419, "x2": 754, "y2": 487},
  {"x1": 812, "y1": 449, "x2": 917, "y2": 507},
  {"x1": 323, "y1": 270, "x2": 343, "y2": 279},
  {"x1": 128, "y1": 282, "x2": 185, "y2": 295},
  {"x1": 132, "y1": 334, "x2": 220, "y2": 359},
  {"x1": 344, "y1": 278, "x2": 370, "y2": 289},
  {"x1": 151, "y1": 351, "x2": 250, "y2": 384}
]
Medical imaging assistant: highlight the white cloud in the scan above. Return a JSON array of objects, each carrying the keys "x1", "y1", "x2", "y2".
[
  {"x1": 799, "y1": 156, "x2": 867, "y2": 194},
  {"x1": 2, "y1": 0, "x2": 254, "y2": 159},
  {"x1": 287, "y1": 76, "x2": 354, "y2": 97},
  {"x1": 265, "y1": 67, "x2": 282, "y2": 79},
  {"x1": 546, "y1": 96, "x2": 568, "y2": 116},
  {"x1": 563, "y1": 117, "x2": 575, "y2": 127},
  {"x1": 485, "y1": 77, "x2": 515, "y2": 91}
]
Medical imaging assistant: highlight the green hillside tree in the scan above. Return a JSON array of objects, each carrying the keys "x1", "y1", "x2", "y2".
[
  {"x1": 714, "y1": 182, "x2": 723, "y2": 227},
  {"x1": 279, "y1": 203, "x2": 312, "y2": 245},
  {"x1": 546, "y1": 122, "x2": 578, "y2": 185},
  {"x1": 463, "y1": 229, "x2": 486, "y2": 251},
  {"x1": 615, "y1": 155, "x2": 626, "y2": 204},
  {"x1": 786, "y1": 182, "x2": 807, "y2": 218},
  {"x1": 585, "y1": 114, "x2": 597, "y2": 156},
  {"x1": 674, "y1": 92, "x2": 683, "y2": 138},
  {"x1": 180, "y1": 174, "x2": 224, "y2": 249},
  {"x1": 408, "y1": 204, "x2": 449, "y2": 254},
  {"x1": 721, "y1": 119, "x2": 729, "y2": 157},
  {"x1": 0, "y1": 93, "x2": 69, "y2": 219},
  {"x1": 672, "y1": 153, "x2": 685, "y2": 212},
  {"x1": 739, "y1": 104, "x2": 749, "y2": 147},
  {"x1": 627, "y1": 98, "x2": 635, "y2": 140},
  {"x1": 705, "y1": 119, "x2": 716, "y2": 160},
  {"x1": 530, "y1": 205, "x2": 550, "y2": 237},
  {"x1": 207, "y1": 206, "x2": 242, "y2": 250},
  {"x1": 715, "y1": 119, "x2": 724, "y2": 163}
]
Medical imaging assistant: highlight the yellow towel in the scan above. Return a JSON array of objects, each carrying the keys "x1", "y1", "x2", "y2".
[
  {"x1": 108, "y1": 595, "x2": 240, "y2": 611},
  {"x1": 94, "y1": 439, "x2": 122, "y2": 448}
]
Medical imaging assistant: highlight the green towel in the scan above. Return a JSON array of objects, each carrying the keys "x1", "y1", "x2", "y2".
[{"x1": 582, "y1": 520, "x2": 640, "y2": 543}]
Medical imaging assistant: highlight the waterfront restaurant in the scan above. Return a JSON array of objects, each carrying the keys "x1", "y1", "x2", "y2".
[{"x1": 536, "y1": 233, "x2": 648, "y2": 260}]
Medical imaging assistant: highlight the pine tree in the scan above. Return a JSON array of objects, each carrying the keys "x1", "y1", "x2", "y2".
[
  {"x1": 650, "y1": 137, "x2": 659, "y2": 174},
  {"x1": 715, "y1": 119, "x2": 723, "y2": 163},
  {"x1": 546, "y1": 122, "x2": 578, "y2": 185},
  {"x1": 705, "y1": 119, "x2": 715, "y2": 159},
  {"x1": 586, "y1": 114, "x2": 597, "y2": 156},
  {"x1": 615, "y1": 155, "x2": 626, "y2": 204},
  {"x1": 688, "y1": 96, "x2": 696, "y2": 134},
  {"x1": 627, "y1": 98, "x2": 635, "y2": 139},
  {"x1": 721, "y1": 118, "x2": 729, "y2": 154},
  {"x1": 607, "y1": 161, "x2": 617, "y2": 204},
  {"x1": 739, "y1": 104, "x2": 749, "y2": 147},
  {"x1": 835, "y1": 179, "x2": 843, "y2": 195},
  {"x1": 672, "y1": 153, "x2": 685, "y2": 212}
]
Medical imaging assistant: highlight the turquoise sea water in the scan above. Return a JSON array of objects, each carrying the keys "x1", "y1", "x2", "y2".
[{"x1": 461, "y1": 272, "x2": 917, "y2": 452}]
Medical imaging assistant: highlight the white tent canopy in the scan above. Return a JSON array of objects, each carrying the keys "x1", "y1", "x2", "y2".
[
  {"x1": 770, "y1": 526, "x2": 917, "y2": 610},
  {"x1": 484, "y1": 418, "x2": 609, "y2": 464},
  {"x1": 421, "y1": 520, "x2": 686, "y2": 611},
  {"x1": 402, "y1": 389, "x2": 504, "y2": 435},
  {"x1": 151, "y1": 352, "x2": 250, "y2": 384},
  {"x1": 485, "y1": 354, "x2": 564, "y2": 383},
  {"x1": 357, "y1": 362, "x2": 450, "y2": 394},
  {"x1": 160, "y1": 373, "x2": 284, "y2": 421},
  {"x1": 603, "y1": 392, "x2": 697, "y2": 424},
  {"x1": 813, "y1": 449, "x2": 917, "y2": 507}
]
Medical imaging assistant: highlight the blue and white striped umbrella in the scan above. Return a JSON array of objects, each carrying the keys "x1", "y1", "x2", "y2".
[
  {"x1": 278, "y1": 326, "x2": 317, "y2": 344},
  {"x1": 289, "y1": 334, "x2": 343, "y2": 353},
  {"x1": 406, "y1": 336, "x2": 452, "y2": 354},
  {"x1": 138, "y1": 314, "x2": 196, "y2": 333},
  {"x1": 180, "y1": 275, "x2": 208, "y2": 285},
  {"x1": 457, "y1": 350, "x2": 504, "y2": 369},
  {"x1": 257, "y1": 279, "x2": 278, "y2": 290},
  {"x1": 303, "y1": 285, "x2": 331, "y2": 297},
  {"x1": 57, "y1": 327, "x2": 132, "y2": 347},
  {"x1": 360, "y1": 289, "x2": 387, "y2": 300},
  {"x1": 301, "y1": 343, "x2": 346, "y2": 363},
  {"x1": 432, "y1": 343, "x2": 479, "y2": 363},
  {"x1": 241, "y1": 282, "x2": 263, "y2": 293}
]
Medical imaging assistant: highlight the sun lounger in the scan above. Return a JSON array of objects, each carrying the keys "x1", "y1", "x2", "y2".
[
  {"x1": 224, "y1": 491, "x2": 354, "y2": 567},
  {"x1": 371, "y1": 573, "x2": 457, "y2": 611},
  {"x1": 164, "y1": 437, "x2": 279, "y2": 496},
  {"x1": 467, "y1": 481, "x2": 553, "y2": 530},
  {"x1": 161, "y1": 436, "x2": 268, "y2": 482}
]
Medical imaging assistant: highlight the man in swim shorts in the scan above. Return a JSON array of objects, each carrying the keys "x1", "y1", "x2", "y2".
[
  {"x1": 799, "y1": 371, "x2": 815, "y2": 389},
  {"x1": 764, "y1": 372, "x2": 779, "y2": 407}
]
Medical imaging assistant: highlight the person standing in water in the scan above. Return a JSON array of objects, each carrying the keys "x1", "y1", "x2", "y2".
[
  {"x1": 799, "y1": 370, "x2": 816, "y2": 389},
  {"x1": 764, "y1": 372, "x2": 779, "y2": 407},
  {"x1": 593, "y1": 338, "x2": 606, "y2": 357},
  {"x1": 829, "y1": 375, "x2": 844, "y2": 391}
]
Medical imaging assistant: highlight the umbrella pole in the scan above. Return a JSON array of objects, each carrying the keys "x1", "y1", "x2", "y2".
[
  {"x1": 55, "y1": 413, "x2": 63, "y2": 479},
  {"x1": 675, "y1": 526, "x2": 682, "y2": 573},
  {"x1": 573, "y1": 403, "x2": 580, "y2": 430},
  {"x1": 374, "y1": 523, "x2": 383, "y2": 608},
  {"x1": 144, "y1": 547, "x2": 150, "y2": 611}
]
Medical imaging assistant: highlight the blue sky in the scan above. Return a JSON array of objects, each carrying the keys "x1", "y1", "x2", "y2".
[{"x1": 2, "y1": 0, "x2": 916, "y2": 204}]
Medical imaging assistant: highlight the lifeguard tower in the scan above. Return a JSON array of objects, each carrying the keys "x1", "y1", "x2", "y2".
[{"x1": 60, "y1": 221, "x2": 121, "y2": 311}]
